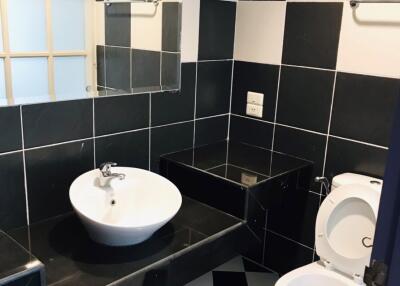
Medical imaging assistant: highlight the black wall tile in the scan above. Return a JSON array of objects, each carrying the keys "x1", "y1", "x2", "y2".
[
  {"x1": 230, "y1": 116, "x2": 273, "y2": 150},
  {"x1": 152, "y1": 63, "x2": 196, "y2": 126},
  {"x1": 195, "y1": 116, "x2": 229, "y2": 147},
  {"x1": 267, "y1": 192, "x2": 320, "y2": 248},
  {"x1": 95, "y1": 130, "x2": 149, "y2": 170},
  {"x1": 151, "y1": 122, "x2": 194, "y2": 173},
  {"x1": 277, "y1": 66, "x2": 335, "y2": 133},
  {"x1": 198, "y1": 0, "x2": 236, "y2": 60},
  {"x1": 96, "y1": 45, "x2": 105, "y2": 87},
  {"x1": 196, "y1": 61, "x2": 232, "y2": 118},
  {"x1": 22, "y1": 99, "x2": 93, "y2": 148},
  {"x1": 331, "y1": 73, "x2": 399, "y2": 146},
  {"x1": 162, "y1": 53, "x2": 180, "y2": 90},
  {"x1": 95, "y1": 93, "x2": 149, "y2": 136},
  {"x1": 105, "y1": 47, "x2": 131, "y2": 91},
  {"x1": 282, "y1": 3, "x2": 343, "y2": 69},
  {"x1": 26, "y1": 140, "x2": 94, "y2": 223},
  {"x1": 325, "y1": 137, "x2": 388, "y2": 180},
  {"x1": 0, "y1": 106, "x2": 22, "y2": 153},
  {"x1": 105, "y1": 3, "x2": 131, "y2": 47},
  {"x1": 162, "y1": 161, "x2": 246, "y2": 219},
  {"x1": 132, "y1": 49, "x2": 161, "y2": 90},
  {"x1": 0, "y1": 152, "x2": 26, "y2": 230},
  {"x1": 232, "y1": 62, "x2": 279, "y2": 122},
  {"x1": 274, "y1": 125, "x2": 326, "y2": 181},
  {"x1": 264, "y1": 231, "x2": 314, "y2": 275},
  {"x1": 162, "y1": 2, "x2": 181, "y2": 52}
]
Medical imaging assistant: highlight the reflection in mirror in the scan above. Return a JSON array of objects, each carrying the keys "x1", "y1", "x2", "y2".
[{"x1": 0, "y1": 0, "x2": 182, "y2": 106}]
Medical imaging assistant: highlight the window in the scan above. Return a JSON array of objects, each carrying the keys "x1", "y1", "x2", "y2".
[{"x1": 0, "y1": 0, "x2": 93, "y2": 105}]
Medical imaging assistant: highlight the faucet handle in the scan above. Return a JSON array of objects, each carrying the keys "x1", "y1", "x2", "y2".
[{"x1": 99, "y1": 162, "x2": 117, "y2": 176}]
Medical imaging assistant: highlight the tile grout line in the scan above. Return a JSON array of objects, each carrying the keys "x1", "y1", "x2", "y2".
[
  {"x1": 92, "y1": 98, "x2": 97, "y2": 169},
  {"x1": 231, "y1": 113, "x2": 389, "y2": 149},
  {"x1": 0, "y1": 114, "x2": 232, "y2": 158},
  {"x1": 231, "y1": 113, "x2": 275, "y2": 125},
  {"x1": 266, "y1": 229, "x2": 314, "y2": 251},
  {"x1": 262, "y1": 210, "x2": 269, "y2": 264},
  {"x1": 227, "y1": 60, "x2": 235, "y2": 141},
  {"x1": 19, "y1": 105, "x2": 30, "y2": 226},
  {"x1": 321, "y1": 70, "x2": 338, "y2": 181},
  {"x1": 227, "y1": 1, "x2": 238, "y2": 141},
  {"x1": 330, "y1": 135, "x2": 389, "y2": 150},
  {"x1": 152, "y1": 119, "x2": 194, "y2": 129},
  {"x1": 148, "y1": 93, "x2": 152, "y2": 171},
  {"x1": 196, "y1": 113, "x2": 229, "y2": 121},
  {"x1": 192, "y1": 61, "x2": 199, "y2": 150},
  {"x1": 282, "y1": 63, "x2": 335, "y2": 73},
  {"x1": 270, "y1": 65, "x2": 283, "y2": 153},
  {"x1": 197, "y1": 59, "x2": 233, "y2": 63},
  {"x1": 102, "y1": 44, "x2": 181, "y2": 54},
  {"x1": 238, "y1": 61, "x2": 400, "y2": 82}
]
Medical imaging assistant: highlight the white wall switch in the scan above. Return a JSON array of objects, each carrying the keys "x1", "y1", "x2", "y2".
[
  {"x1": 246, "y1": 103, "x2": 263, "y2": 118},
  {"x1": 247, "y1": 91, "x2": 264, "y2": 106}
]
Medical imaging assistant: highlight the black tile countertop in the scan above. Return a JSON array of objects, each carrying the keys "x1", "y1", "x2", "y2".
[
  {"x1": 161, "y1": 141, "x2": 312, "y2": 188},
  {"x1": 0, "y1": 230, "x2": 44, "y2": 285},
  {"x1": 6, "y1": 197, "x2": 244, "y2": 286}
]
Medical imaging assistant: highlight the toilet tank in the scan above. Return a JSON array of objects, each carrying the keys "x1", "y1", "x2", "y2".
[{"x1": 331, "y1": 173, "x2": 383, "y2": 193}]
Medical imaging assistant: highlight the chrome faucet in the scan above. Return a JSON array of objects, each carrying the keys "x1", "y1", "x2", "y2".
[{"x1": 98, "y1": 162, "x2": 126, "y2": 187}]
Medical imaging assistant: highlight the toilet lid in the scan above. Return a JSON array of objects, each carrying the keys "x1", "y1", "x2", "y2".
[{"x1": 315, "y1": 184, "x2": 380, "y2": 277}]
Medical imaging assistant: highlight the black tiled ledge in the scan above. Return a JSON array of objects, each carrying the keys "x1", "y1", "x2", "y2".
[
  {"x1": 160, "y1": 141, "x2": 312, "y2": 189},
  {"x1": 6, "y1": 197, "x2": 245, "y2": 286},
  {"x1": 0, "y1": 231, "x2": 44, "y2": 285},
  {"x1": 160, "y1": 141, "x2": 314, "y2": 265}
]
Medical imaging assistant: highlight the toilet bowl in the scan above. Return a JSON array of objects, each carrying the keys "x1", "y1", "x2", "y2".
[
  {"x1": 275, "y1": 262, "x2": 360, "y2": 286},
  {"x1": 276, "y1": 173, "x2": 382, "y2": 286}
]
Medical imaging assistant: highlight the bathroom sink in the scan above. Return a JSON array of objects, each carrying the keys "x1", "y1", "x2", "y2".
[{"x1": 69, "y1": 167, "x2": 182, "y2": 246}]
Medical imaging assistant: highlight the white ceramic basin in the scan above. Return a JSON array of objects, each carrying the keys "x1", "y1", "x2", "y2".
[{"x1": 69, "y1": 167, "x2": 182, "y2": 246}]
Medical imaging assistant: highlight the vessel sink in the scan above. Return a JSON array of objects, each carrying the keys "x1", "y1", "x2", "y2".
[{"x1": 69, "y1": 167, "x2": 182, "y2": 246}]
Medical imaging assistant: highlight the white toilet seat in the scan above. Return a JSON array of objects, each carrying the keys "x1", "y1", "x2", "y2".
[
  {"x1": 316, "y1": 184, "x2": 380, "y2": 277},
  {"x1": 275, "y1": 178, "x2": 382, "y2": 286},
  {"x1": 275, "y1": 262, "x2": 365, "y2": 286}
]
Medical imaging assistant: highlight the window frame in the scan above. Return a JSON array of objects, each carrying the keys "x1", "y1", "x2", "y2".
[{"x1": 0, "y1": 0, "x2": 95, "y2": 105}]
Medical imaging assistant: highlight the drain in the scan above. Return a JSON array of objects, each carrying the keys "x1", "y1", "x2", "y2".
[{"x1": 110, "y1": 199, "x2": 116, "y2": 206}]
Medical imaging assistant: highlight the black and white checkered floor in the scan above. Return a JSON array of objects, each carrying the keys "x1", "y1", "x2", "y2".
[{"x1": 185, "y1": 256, "x2": 279, "y2": 286}]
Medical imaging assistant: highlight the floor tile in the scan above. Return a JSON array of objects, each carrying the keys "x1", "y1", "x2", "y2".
[
  {"x1": 212, "y1": 271, "x2": 248, "y2": 286},
  {"x1": 246, "y1": 272, "x2": 279, "y2": 286},
  {"x1": 185, "y1": 256, "x2": 280, "y2": 286},
  {"x1": 214, "y1": 256, "x2": 245, "y2": 273},
  {"x1": 185, "y1": 272, "x2": 213, "y2": 286},
  {"x1": 243, "y1": 258, "x2": 272, "y2": 273}
]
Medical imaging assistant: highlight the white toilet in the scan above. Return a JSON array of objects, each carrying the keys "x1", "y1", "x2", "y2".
[{"x1": 276, "y1": 173, "x2": 383, "y2": 286}]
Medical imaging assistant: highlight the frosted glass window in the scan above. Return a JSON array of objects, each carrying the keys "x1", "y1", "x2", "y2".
[
  {"x1": 8, "y1": 0, "x2": 46, "y2": 51},
  {"x1": 0, "y1": 60, "x2": 6, "y2": 106},
  {"x1": 11, "y1": 58, "x2": 49, "y2": 104},
  {"x1": 52, "y1": 0, "x2": 85, "y2": 51},
  {"x1": 54, "y1": 57, "x2": 87, "y2": 100}
]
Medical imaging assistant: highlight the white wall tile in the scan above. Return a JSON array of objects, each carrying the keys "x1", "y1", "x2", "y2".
[
  {"x1": 337, "y1": 4, "x2": 400, "y2": 78},
  {"x1": 131, "y1": 3, "x2": 162, "y2": 51},
  {"x1": 181, "y1": 0, "x2": 199, "y2": 62},
  {"x1": 234, "y1": 1, "x2": 286, "y2": 65}
]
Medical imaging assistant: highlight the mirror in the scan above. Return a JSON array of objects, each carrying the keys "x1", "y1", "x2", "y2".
[{"x1": 0, "y1": 0, "x2": 182, "y2": 106}]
